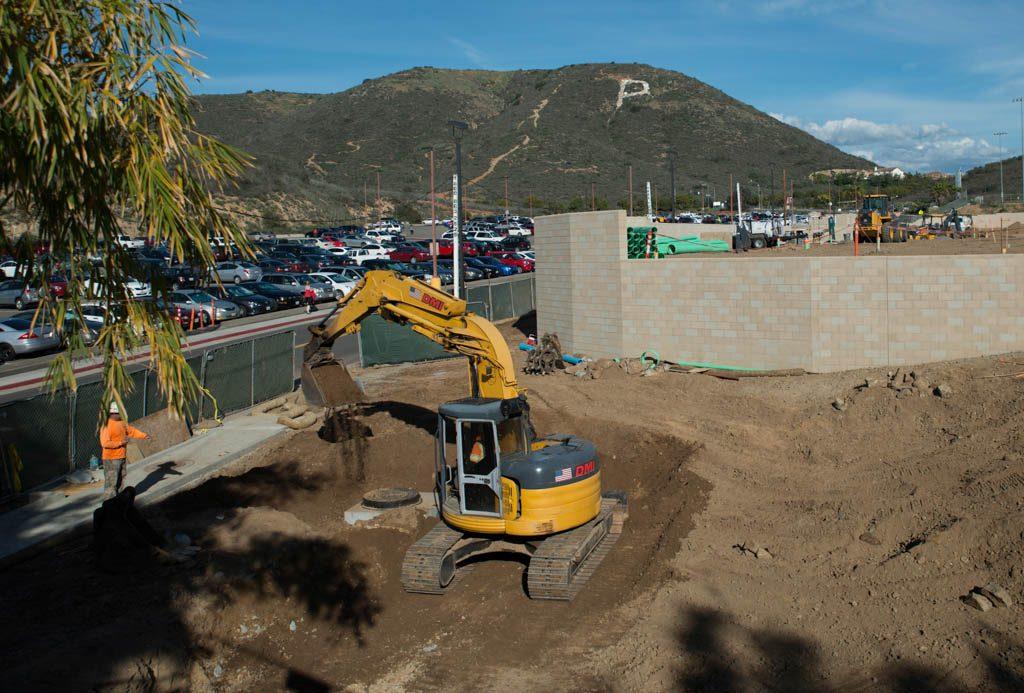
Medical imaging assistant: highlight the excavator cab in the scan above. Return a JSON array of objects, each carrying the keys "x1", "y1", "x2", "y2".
[{"x1": 436, "y1": 396, "x2": 531, "y2": 519}]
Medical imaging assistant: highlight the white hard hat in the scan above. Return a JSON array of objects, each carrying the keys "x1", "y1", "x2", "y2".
[{"x1": 109, "y1": 401, "x2": 120, "y2": 414}]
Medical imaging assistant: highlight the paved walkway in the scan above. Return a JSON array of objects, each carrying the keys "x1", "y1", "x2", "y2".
[{"x1": 0, "y1": 411, "x2": 288, "y2": 565}]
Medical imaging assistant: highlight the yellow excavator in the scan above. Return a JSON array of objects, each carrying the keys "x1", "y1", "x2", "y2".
[{"x1": 301, "y1": 270, "x2": 627, "y2": 600}]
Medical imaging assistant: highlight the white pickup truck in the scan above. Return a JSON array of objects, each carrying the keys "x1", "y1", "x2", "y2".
[{"x1": 115, "y1": 234, "x2": 146, "y2": 250}]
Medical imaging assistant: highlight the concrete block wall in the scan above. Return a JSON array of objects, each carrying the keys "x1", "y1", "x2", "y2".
[{"x1": 535, "y1": 210, "x2": 1024, "y2": 372}]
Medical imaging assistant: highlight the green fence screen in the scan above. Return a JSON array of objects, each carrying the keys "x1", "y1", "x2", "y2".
[
  {"x1": 202, "y1": 341, "x2": 255, "y2": 419},
  {"x1": 253, "y1": 331, "x2": 295, "y2": 404},
  {"x1": 0, "y1": 392, "x2": 71, "y2": 490}
]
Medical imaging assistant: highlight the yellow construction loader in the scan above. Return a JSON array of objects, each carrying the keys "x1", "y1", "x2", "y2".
[
  {"x1": 855, "y1": 194, "x2": 907, "y2": 243},
  {"x1": 301, "y1": 271, "x2": 627, "y2": 600}
]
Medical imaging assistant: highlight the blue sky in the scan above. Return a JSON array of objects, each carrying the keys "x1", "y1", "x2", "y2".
[{"x1": 185, "y1": 0, "x2": 1024, "y2": 172}]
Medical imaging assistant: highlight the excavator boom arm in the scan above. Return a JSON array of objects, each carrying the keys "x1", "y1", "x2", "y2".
[{"x1": 304, "y1": 271, "x2": 521, "y2": 401}]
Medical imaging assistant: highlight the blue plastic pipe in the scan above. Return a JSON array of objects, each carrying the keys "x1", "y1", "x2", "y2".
[{"x1": 518, "y1": 342, "x2": 583, "y2": 365}]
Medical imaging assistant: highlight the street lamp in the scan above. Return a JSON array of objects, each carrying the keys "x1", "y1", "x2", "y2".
[
  {"x1": 769, "y1": 163, "x2": 776, "y2": 214},
  {"x1": 995, "y1": 131, "x2": 1008, "y2": 204},
  {"x1": 448, "y1": 119, "x2": 468, "y2": 298},
  {"x1": 1015, "y1": 97, "x2": 1024, "y2": 203}
]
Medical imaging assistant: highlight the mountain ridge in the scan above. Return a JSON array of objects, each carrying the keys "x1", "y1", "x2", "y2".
[{"x1": 192, "y1": 63, "x2": 873, "y2": 226}]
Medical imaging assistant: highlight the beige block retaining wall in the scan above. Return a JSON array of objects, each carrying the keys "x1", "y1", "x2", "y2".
[{"x1": 535, "y1": 210, "x2": 1024, "y2": 372}]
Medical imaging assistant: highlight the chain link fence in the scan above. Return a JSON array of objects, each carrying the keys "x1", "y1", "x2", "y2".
[
  {"x1": 359, "y1": 274, "x2": 535, "y2": 367},
  {"x1": 0, "y1": 331, "x2": 295, "y2": 497}
]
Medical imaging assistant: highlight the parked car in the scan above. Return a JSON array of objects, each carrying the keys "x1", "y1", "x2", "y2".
[
  {"x1": 389, "y1": 243, "x2": 431, "y2": 263},
  {"x1": 11, "y1": 310, "x2": 98, "y2": 347},
  {"x1": 498, "y1": 236, "x2": 532, "y2": 251},
  {"x1": 494, "y1": 219, "x2": 532, "y2": 236},
  {"x1": 360, "y1": 259, "x2": 425, "y2": 278},
  {"x1": 308, "y1": 272, "x2": 357, "y2": 297},
  {"x1": 114, "y1": 234, "x2": 146, "y2": 249},
  {"x1": 211, "y1": 260, "x2": 262, "y2": 284},
  {"x1": 298, "y1": 253, "x2": 334, "y2": 271},
  {"x1": 0, "y1": 280, "x2": 39, "y2": 309},
  {"x1": 261, "y1": 273, "x2": 333, "y2": 301},
  {"x1": 0, "y1": 260, "x2": 20, "y2": 278},
  {"x1": 471, "y1": 255, "x2": 519, "y2": 276},
  {"x1": 487, "y1": 251, "x2": 534, "y2": 272},
  {"x1": 345, "y1": 245, "x2": 390, "y2": 265},
  {"x1": 241, "y1": 281, "x2": 303, "y2": 309},
  {"x1": 411, "y1": 262, "x2": 454, "y2": 284},
  {"x1": 269, "y1": 254, "x2": 311, "y2": 273},
  {"x1": 465, "y1": 229, "x2": 505, "y2": 244},
  {"x1": 258, "y1": 258, "x2": 290, "y2": 274},
  {"x1": 321, "y1": 266, "x2": 367, "y2": 283},
  {"x1": 437, "y1": 259, "x2": 484, "y2": 282},
  {"x1": 205, "y1": 284, "x2": 276, "y2": 316},
  {"x1": 156, "y1": 264, "x2": 201, "y2": 290},
  {"x1": 159, "y1": 289, "x2": 243, "y2": 322},
  {"x1": 0, "y1": 317, "x2": 60, "y2": 362},
  {"x1": 49, "y1": 274, "x2": 68, "y2": 297},
  {"x1": 364, "y1": 228, "x2": 400, "y2": 244},
  {"x1": 464, "y1": 257, "x2": 501, "y2": 279},
  {"x1": 435, "y1": 239, "x2": 479, "y2": 258}
]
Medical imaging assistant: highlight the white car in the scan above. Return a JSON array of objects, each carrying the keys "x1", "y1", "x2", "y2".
[
  {"x1": 465, "y1": 230, "x2": 504, "y2": 243},
  {"x1": 364, "y1": 228, "x2": 399, "y2": 244},
  {"x1": 309, "y1": 272, "x2": 357, "y2": 297},
  {"x1": 114, "y1": 234, "x2": 146, "y2": 249},
  {"x1": 85, "y1": 277, "x2": 152, "y2": 299},
  {"x1": 515, "y1": 250, "x2": 534, "y2": 261},
  {"x1": 496, "y1": 221, "x2": 531, "y2": 236},
  {"x1": 346, "y1": 245, "x2": 390, "y2": 264},
  {"x1": 368, "y1": 220, "x2": 403, "y2": 234}
]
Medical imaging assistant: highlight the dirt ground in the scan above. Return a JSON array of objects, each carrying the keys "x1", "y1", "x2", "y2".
[{"x1": 2, "y1": 318, "x2": 1023, "y2": 691}]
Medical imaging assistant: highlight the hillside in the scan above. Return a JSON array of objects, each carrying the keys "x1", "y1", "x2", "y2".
[
  {"x1": 192, "y1": 63, "x2": 872, "y2": 226},
  {"x1": 963, "y1": 155, "x2": 1023, "y2": 204}
]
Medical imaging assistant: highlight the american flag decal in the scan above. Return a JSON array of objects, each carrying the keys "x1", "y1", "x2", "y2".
[{"x1": 554, "y1": 467, "x2": 572, "y2": 482}]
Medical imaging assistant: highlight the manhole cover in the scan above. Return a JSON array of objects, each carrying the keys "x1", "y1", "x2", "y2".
[{"x1": 362, "y1": 487, "x2": 421, "y2": 509}]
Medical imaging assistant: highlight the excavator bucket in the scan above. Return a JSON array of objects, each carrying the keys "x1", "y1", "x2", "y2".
[{"x1": 300, "y1": 335, "x2": 365, "y2": 408}]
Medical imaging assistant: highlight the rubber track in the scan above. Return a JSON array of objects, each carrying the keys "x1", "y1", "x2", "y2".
[
  {"x1": 527, "y1": 498, "x2": 625, "y2": 601},
  {"x1": 401, "y1": 521, "x2": 466, "y2": 594}
]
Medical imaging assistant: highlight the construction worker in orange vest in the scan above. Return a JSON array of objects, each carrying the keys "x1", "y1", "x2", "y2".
[{"x1": 99, "y1": 401, "x2": 149, "y2": 500}]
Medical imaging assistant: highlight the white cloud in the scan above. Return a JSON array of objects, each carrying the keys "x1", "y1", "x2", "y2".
[
  {"x1": 770, "y1": 113, "x2": 1002, "y2": 172},
  {"x1": 446, "y1": 37, "x2": 486, "y2": 68}
]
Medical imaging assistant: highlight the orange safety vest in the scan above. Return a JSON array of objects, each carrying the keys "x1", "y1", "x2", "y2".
[
  {"x1": 99, "y1": 418, "x2": 147, "y2": 461},
  {"x1": 469, "y1": 438, "x2": 485, "y2": 464}
]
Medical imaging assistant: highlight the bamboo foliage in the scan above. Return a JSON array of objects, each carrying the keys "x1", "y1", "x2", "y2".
[{"x1": 0, "y1": 0, "x2": 252, "y2": 420}]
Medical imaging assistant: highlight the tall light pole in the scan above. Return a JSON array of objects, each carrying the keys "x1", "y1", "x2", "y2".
[
  {"x1": 1015, "y1": 97, "x2": 1024, "y2": 202},
  {"x1": 503, "y1": 175, "x2": 510, "y2": 216},
  {"x1": 995, "y1": 131, "x2": 1008, "y2": 204},
  {"x1": 769, "y1": 163, "x2": 776, "y2": 214},
  {"x1": 591, "y1": 180, "x2": 596, "y2": 211},
  {"x1": 448, "y1": 120, "x2": 467, "y2": 297},
  {"x1": 668, "y1": 151, "x2": 677, "y2": 219}
]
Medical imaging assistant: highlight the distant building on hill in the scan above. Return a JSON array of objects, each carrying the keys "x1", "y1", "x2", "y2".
[{"x1": 809, "y1": 166, "x2": 906, "y2": 181}]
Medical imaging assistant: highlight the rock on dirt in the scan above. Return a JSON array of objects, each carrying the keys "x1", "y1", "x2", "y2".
[
  {"x1": 833, "y1": 398, "x2": 848, "y2": 412},
  {"x1": 975, "y1": 584, "x2": 1014, "y2": 608},
  {"x1": 964, "y1": 592, "x2": 994, "y2": 612},
  {"x1": 934, "y1": 383, "x2": 954, "y2": 398},
  {"x1": 859, "y1": 532, "x2": 882, "y2": 546}
]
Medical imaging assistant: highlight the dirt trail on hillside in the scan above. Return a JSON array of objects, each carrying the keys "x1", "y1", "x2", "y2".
[{"x1": 2, "y1": 327, "x2": 1023, "y2": 690}]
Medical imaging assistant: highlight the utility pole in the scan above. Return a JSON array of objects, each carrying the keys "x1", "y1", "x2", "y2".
[
  {"x1": 995, "y1": 131, "x2": 1008, "y2": 203},
  {"x1": 770, "y1": 163, "x2": 776, "y2": 214},
  {"x1": 529, "y1": 191, "x2": 534, "y2": 219},
  {"x1": 503, "y1": 175, "x2": 510, "y2": 216},
  {"x1": 419, "y1": 146, "x2": 438, "y2": 280},
  {"x1": 1016, "y1": 97, "x2": 1024, "y2": 202},
  {"x1": 669, "y1": 151, "x2": 677, "y2": 219},
  {"x1": 591, "y1": 180, "x2": 596, "y2": 211},
  {"x1": 376, "y1": 171, "x2": 381, "y2": 218},
  {"x1": 363, "y1": 180, "x2": 367, "y2": 210},
  {"x1": 781, "y1": 168, "x2": 787, "y2": 219},
  {"x1": 728, "y1": 173, "x2": 734, "y2": 215},
  {"x1": 627, "y1": 164, "x2": 634, "y2": 216},
  {"x1": 449, "y1": 120, "x2": 468, "y2": 298}
]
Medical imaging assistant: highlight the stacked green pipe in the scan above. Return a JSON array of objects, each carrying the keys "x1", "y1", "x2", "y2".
[
  {"x1": 655, "y1": 234, "x2": 731, "y2": 255},
  {"x1": 626, "y1": 226, "x2": 658, "y2": 259}
]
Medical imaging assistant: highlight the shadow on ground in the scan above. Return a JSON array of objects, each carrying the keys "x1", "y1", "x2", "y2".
[
  {"x1": 673, "y1": 605, "x2": 1024, "y2": 692},
  {"x1": 0, "y1": 455, "x2": 377, "y2": 691}
]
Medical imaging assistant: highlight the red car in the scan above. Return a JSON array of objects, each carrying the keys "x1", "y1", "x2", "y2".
[
  {"x1": 389, "y1": 244, "x2": 431, "y2": 263},
  {"x1": 49, "y1": 274, "x2": 68, "y2": 297},
  {"x1": 436, "y1": 240, "x2": 479, "y2": 258},
  {"x1": 487, "y1": 251, "x2": 534, "y2": 272}
]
